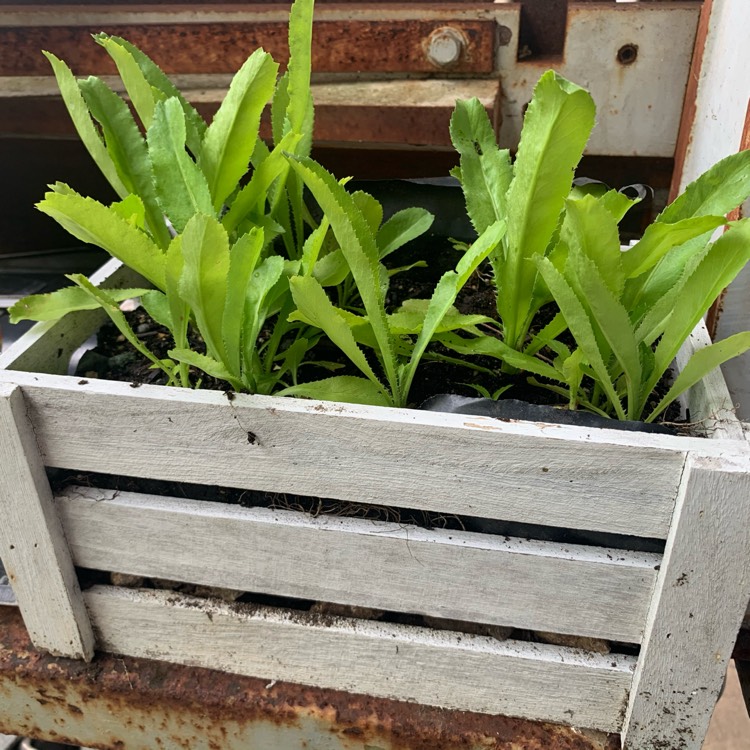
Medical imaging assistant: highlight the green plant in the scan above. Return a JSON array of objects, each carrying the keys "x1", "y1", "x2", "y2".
[
  {"x1": 11, "y1": 0, "x2": 321, "y2": 392},
  {"x1": 446, "y1": 69, "x2": 750, "y2": 421},
  {"x1": 278, "y1": 157, "x2": 505, "y2": 407}
]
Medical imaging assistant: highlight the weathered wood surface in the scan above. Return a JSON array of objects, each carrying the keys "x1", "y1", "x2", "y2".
[
  {"x1": 0, "y1": 5, "x2": 510, "y2": 76},
  {"x1": 0, "y1": 384, "x2": 94, "y2": 659},
  {"x1": 0, "y1": 370, "x2": 721, "y2": 537},
  {"x1": 622, "y1": 454, "x2": 750, "y2": 749},
  {"x1": 59, "y1": 485, "x2": 661, "y2": 643},
  {"x1": 674, "y1": 320, "x2": 745, "y2": 441},
  {"x1": 0, "y1": 259, "x2": 144, "y2": 374},
  {"x1": 85, "y1": 585, "x2": 636, "y2": 733}
]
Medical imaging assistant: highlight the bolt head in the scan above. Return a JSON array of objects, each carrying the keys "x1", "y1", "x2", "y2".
[{"x1": 427, "y1": 27, "x2": 465, "y2": 67}]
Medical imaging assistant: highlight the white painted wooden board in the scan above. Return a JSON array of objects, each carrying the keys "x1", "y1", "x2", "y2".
[
  {"x1": 622, "y1": 454, "x2": 750, "y2": 749},
  {"x1": 0, "y1": 372, "x2": 723, "y2": 539},
  {"x1": 0, "y1": 384, "x2": 94, "y2": 659},
  {"x1": 58, "y1": 486, "x2": 661, "y2": 643},
  {"x1": 85, "y1": 585, "x2": 636, "y2": 733}
]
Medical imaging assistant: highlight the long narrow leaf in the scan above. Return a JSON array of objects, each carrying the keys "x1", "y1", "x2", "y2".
[
  {"x1": 200, "y1": 49, "x2": 278, "y2": 209},
  {"x1": 401, "y1": 220, "x2": 506, "y2": 398},
  {"x1": 450, "y1": 98, "x2": 512, "y2": 234},
  {"x1": 376, "y1": 208, "x2": 434, "y2": 259},
  {"x1": 286, "y1": 157, "x2": 398, "y2": 396},
  {"x1": 43, "y1": 51, "x2": 127, "y2": 198},
  {"x1": 647, "y1": 332, "x2": 750, "y2": 422},
  {"x1": 101, "y1": 35, "x2": 207, "y2": 157},
  {"x1": 536, "y1": 256, "x2": 625, "y2": 419},
  {"x1": 289, "y1": 275, "x2": 386, "y2": 393},
  {"x1": 278, "y1": 375, "x2": 392, "y2": 407},
  {"x1": 178, "y1": 214, "x2": 230, "y2": 363},
  {"x1": 223, "y1": 227, "x2": 265, "y2": 378},
  {"x1": 147, "y1": 98, "x2": 214, "y2": 232},
  {"x1": 502, "y1": 71, "x2": 595, "y2": 348},
  {"x1": 36, "y1": 189, "x2": 166, "y2": 289},
  {"x1": 9, "y1": 285, "x2": 150, "y2": 323},
  {"x1": 78, "y1": 76, "x2": 170, "y2": 247}
]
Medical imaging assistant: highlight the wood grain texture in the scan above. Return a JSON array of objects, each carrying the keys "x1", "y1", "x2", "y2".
[
  {"x1": 0, "y1": 259, "x2": 145, "y2": 374},
  {"x1": 674, "y1": 319, "x2": 745, "y2": 441},
  {"x1": 0, "y1": 383, "x2": 94, "y2": 659},
  {"x1": 58, "y1": 486, "x2": 661, "y2": 643},
  {"x1": 85, "y1": 585, "x2": 636, "y2": 733},
  {"x1": 0, "y1": 370, "x2": 714, "y2": 537},
  {"x1": 621, "y1": 454, "x2": 750, "y2": 749}
]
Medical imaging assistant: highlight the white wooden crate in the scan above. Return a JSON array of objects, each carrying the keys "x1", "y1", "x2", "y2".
[{"x1": 1, "y1": 260, "x2": 749, "y2": 749}]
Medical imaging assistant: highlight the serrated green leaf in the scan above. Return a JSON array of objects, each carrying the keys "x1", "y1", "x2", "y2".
[
  {"x1": 96, "y1": 34, "x2": 157, "y2": 129},
  {"x1": 42, "y1": 51, "x2": 128, "y2": 198},
  {"x1": 535, "y1": 256, "x2": 625, "y2": 419},
  {"x1": 650, "y1": 219, "x2": 750, "y2": 394},
  {"x1": 388, "y1": 300, "x2": 493, "y2": 335},
  {"x1": 571, "y1": 251, "x2": 642, "y2": 418},
  {"x1": 147, "y1": 97, "x2": 214, "y2": 232},
  {"x1": 599, "y1": 189, "x2": 640, "y2": 223},
  {"x1": 289, "y1": 275, "x2": 384, "y2": 392},
  {"x1": 563, "y1": 194, "x2": 624, "y2": 297},
  {"x1": 286, "y1": 0, "x2": 315, "y2": 137},
  {"x1": 103, "y1": 35, "x2": 207, "y2": 157},
  {"x1": 437, "y1": 331, "x2": 562, "y2": 383},
  {"x1": 78, "y1": 76, "x2": 170, "y2": 247},
  {"x1": 9, "y1": 285, "x2": 150, "y2": 323},
  {"x1": 502, "y1": 71, "x2": 596, "y2": 349},
  {"x1": 277, "y1": 375, "x2": 392, "y2": 407},
  {"x1": 647, "y1": 332, "x2": 750, "y2": 423},
  {"x1": 352, "y1": 191, "x2": 383, "y2": 236},
  {"x1": 178, "y1": 214, "x2": 230, "y2": 363},
  {"x1": 169, "y1": 348, "x2": 243, "y2": 391},
  {"x1": 222, "y1": 227, "x2": 265, "y2": 378},
  {"x1": 222, "y1": 131, "x2": 302, "y2": 233},
  {"x1": 301, "y1": 217, "x2": 330, "y2": 276},
  {"x1": 658, "y1": 149, "x2": 750, "y2": 223},
  {"x1": 36, "y1": 189, "x2": 166, "y2": 289},
  {"x1": 140, "y1": 290, "x2": 173, "y2": 330},
  {"x1": 449, "y1": 98, "x2": 511, "y2": 234},
  {"x1": 286, "y1": 157, "x2": 398, "y2": 396},
  {"x1": 376, "y1": 208, "x2": 434, "y2": 259},
  {"x1": 242, "y1": 254, "x2": 285, "y2": 375},
  {"x1": 109, "y1": 194, "x2": 146, "y2": 228},
  {"x1": 200, "y1": 49, "x2": 279, "y2": 210},
  {"x1": 401, "y1": 220, "x2": 506, "y2": 397},
  {"x1": 621, "y1": 215, "x2": 726, "y2": 279},
  {"x1": 67, "y1": 273, "x2": 174, "y2": 381}
]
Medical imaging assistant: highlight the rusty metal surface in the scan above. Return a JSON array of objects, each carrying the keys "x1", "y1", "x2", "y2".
[
  {"x1": 0, "y1": 17, "x2": 496, "y2": 76},
  {"x1": 0, "y1": 608, "x2": 619, "y2": 750}
]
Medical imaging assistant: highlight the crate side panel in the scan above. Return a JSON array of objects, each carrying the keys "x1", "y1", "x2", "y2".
[
  {"x1": 59, "y1": 487, "x2": 661, "y2": 643},
  {"x1": 9, "y1": 374, "x2": 693, "y2": 537},
  {"x1": 85, "y1": 585, "x2": 636, "y2": 733}
]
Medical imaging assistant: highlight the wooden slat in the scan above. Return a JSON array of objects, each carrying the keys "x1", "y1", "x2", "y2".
[
  {"x1": 0, "y1": 8, "x2": 500, "y2": 76},
  {"x1": 59, "y1": 486, "x2": 661, "y2": 643},
  {"x1": 622, "y1": 454, "x2": 750, "y2": 749},
  {"x1": 0, "y1": 383, "x2": 94, "y2": 659},
  {"x1": 0, "y1": 369, "x2": 709, "y2": 537},
  {"x1": 85, "y1": 585, "x2": 636, "y2": 732}
]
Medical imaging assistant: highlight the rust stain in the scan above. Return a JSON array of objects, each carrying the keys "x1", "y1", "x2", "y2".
[
  {"x1": 0, "y1": 608, "x2": 618, "y2": 750},
  {"x1": 0, "y1": 19, "x2": 495, "y2": 76}
]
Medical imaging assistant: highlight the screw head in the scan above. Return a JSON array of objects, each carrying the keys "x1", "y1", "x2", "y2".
[{"x1": 426, "y1": 27, "x2": 466, "y2": 68}]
